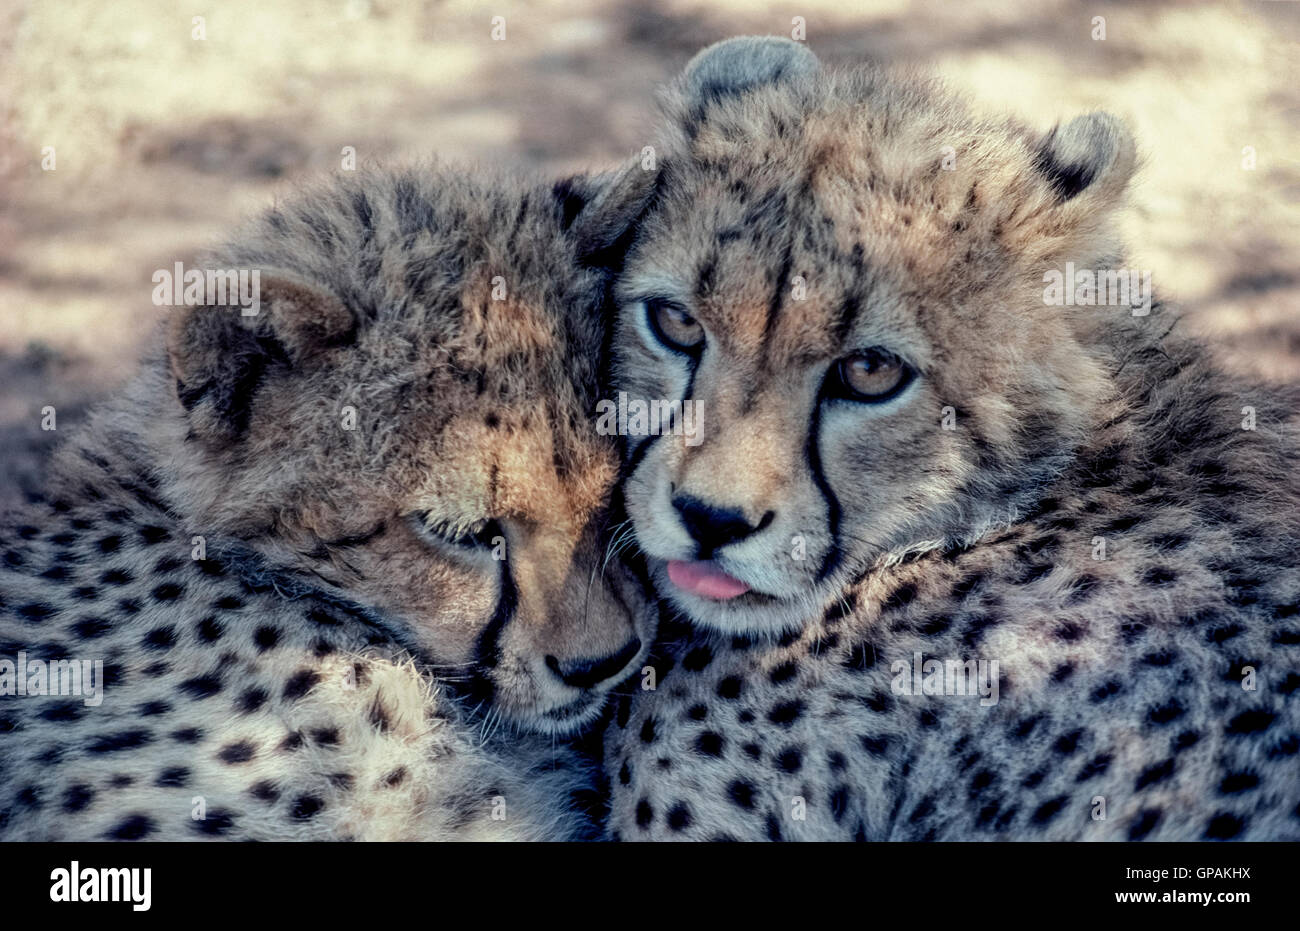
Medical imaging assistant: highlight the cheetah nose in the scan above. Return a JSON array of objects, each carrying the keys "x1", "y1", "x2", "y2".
[
  {"x1": 673, "y1": 493, "x2": 773, "y2": 558},
  {"x1": 544, "y1": 638, "x2": 642, "y2": 690}
]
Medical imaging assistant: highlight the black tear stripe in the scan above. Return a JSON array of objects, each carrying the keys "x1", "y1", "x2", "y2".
[
  {"x1": 758, "y1": 229, "x2": 796, "y2": 384},
  {"x1": 619, "y1": 357, "x2": 699, "y2": 488},
  {"x1": 807, "y1": 386, "x2": 843, "y2": 584},
  {"x1": 463, "y1": 561, "x2": 519, "y2": 707}
]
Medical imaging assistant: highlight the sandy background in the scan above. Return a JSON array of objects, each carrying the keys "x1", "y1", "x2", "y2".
[{"x1": 2, "y1": 0, "x2": 1298, "y2": 510}]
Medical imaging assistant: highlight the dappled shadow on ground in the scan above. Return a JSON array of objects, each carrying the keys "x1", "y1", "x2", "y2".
[{"x1": 1, "y1": 0, "x2": 1297, "y2": 509}]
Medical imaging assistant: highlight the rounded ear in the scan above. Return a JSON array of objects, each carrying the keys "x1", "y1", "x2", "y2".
[
  {"x1": 679, "y1": 35, "x2": 820, "y2": 104},
  {"x1": 167, "y1": 271, "x2": 355, "y2": 441},
  {"x1": 1032, "y1": 111, "x2": 1137, "y2": 210},
  {"x1": 554, "y1": 158, "x2": 660, "y2": 265}
]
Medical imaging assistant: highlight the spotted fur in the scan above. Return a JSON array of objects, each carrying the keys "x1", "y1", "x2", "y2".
[
  {"x1": 0, "y1": 163, "x2": 654, "y2": 840},
  {"x1": 604, "y1": 38, "x2": 1300, "y2": 840}
]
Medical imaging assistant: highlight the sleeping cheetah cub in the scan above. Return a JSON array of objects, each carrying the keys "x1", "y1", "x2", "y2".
[
  {"x1": 0, "y1": 163, "x2": 654, "y2": 840},
  {"x1": 605, "y1": 38, "x2": 1299, "y2": 840}
]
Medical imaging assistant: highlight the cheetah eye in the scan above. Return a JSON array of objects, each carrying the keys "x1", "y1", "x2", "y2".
[
  {"x1": 412, "y1": 514, "x2": 501, "y2": 551},
  {"x1": 828, "y1": 348, "x2": 915, "y2": 403},
  {"x1": 645, "y1": 299, "x2": 705, "y2": 355}
]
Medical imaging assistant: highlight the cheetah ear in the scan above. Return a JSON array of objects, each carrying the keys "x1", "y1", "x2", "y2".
[
  {"x1": 555, "y1": 158, "x2": 659, "y2": 264},
  {"x1": 167, "y1": 271, "x2": 357, "y2": 442},
  {"x1": 679, "y1": 35, "x2": 820, "y2": 103},
  {"x1": 1031, "y1": 112, "x2": 1137, "y2": 211}
]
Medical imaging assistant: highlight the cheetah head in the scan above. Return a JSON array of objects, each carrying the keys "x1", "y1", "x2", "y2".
[
  {"x1": 162, "y1": 165, "x2": 656, "y2": 734},
  {"x1": 612, "y1": 38, "x2": 1139, "y2": 635}
]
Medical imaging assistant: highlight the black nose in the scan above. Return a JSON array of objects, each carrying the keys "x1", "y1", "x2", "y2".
[
  {"x1": 545, "y1": 638, "x2": 642, "y2": 690},
  {"x1": 672, "y1": 494, "x2": 771, "y2": 557}
]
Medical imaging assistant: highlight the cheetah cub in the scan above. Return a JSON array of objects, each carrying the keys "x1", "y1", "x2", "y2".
[
  {"x1": 0, "y1": 163, "x2": 654, "y2": 840},
  {"x1": 605, "y1": 38, "x2": 1299, "y2": 841}
]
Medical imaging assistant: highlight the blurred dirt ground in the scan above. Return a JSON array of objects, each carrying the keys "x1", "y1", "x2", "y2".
[{"x1": 1, "y1": 0, "x2": 1298, "y2": 511}]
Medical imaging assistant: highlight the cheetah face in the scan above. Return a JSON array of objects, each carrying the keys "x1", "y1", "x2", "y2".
[
  {"x1": 612, "y1": 39, "x2": 1137, "y2": 635},
  {"x1": 165, "y1": 167, "x2": 656, "y2": 734}
]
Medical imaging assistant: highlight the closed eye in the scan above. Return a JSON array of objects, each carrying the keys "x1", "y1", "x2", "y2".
[{"x1": 411, "y1": 513, "x2": 502, "y2": 551}]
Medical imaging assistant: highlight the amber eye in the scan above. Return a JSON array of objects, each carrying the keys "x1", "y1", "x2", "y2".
[
  {"x1": 645, "y1": 300, "x2": 705, "y2": 355},
  {"x1": 831, "y1": 348, "x2": 914, "y2": 403}
]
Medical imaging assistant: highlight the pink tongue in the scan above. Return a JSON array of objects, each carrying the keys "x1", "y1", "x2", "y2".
[{"x1": 666, "y1": 560, "x2": 751, "y2": 600}]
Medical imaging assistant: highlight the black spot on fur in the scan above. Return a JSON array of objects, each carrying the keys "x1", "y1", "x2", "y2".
[
  {"x1": 728, "y1": 779, "x2": 756, "y2": 810},
  {"x1": 1219, "y1": 771, "x2": 1260, "y2": 794},
  {"x1": 717, "y1": 676, "x2": 743, "y2": 699},
  {"x1": 179, "y1": 673, "x2": 223, "y2": 699},
  {"x1": 1053, "y1": 729, "x2": 1083, "y2": 755},
  {"x1": 1128, "y1": 808, "x2": 1162, "y2": 840},
  {"x1": 666, "y1": 803, "x2": 692, "y2": 831},
  {"x1": 139, "y1": 525, "x2": 169, "y2": 545},
  {"x1": 253, "y1": 625, "x2": 280, "y2": 651},
  {"x1": 882, "y1": 583, "x2": 917, "y2": 612},
  {"x1": 236, "y1": 686, "x2": 268, "y2": 714},
  {"x1": 16, "y1": 603, "x2": 57, "y2": 623},
  {"x1": 151, "y1": 582, "x2": 184, "y2": 602},
  {"x1": 290, "y1": 795, "x2": 323, "y2": 821},
  {"x1": 217, "y1": 740, "x2": 256, "y2": 764},
  {"x1": 311, "y1": 727, "x2": 340, "y2": 747},
  {"x1": 70, "y1": 618, "x2": 109, "y2": 639},
  {"x1": 1226, "y1": 710, "x2": 1275, "y2": 736},
  {"x1": 1075, "y1": 754, "x2": 1112, "y2": 782},
  {"x1": 142, "y1": 625, "x2": 176, "y2": 650},
  {"x1": 1135, "y1": 758, "x2": 1176, "y2": 791},
  {"x1": 155, "y1": 766, "x2": 190, "y2": 788},
  {"x1": 776, "y1": 747, "x2": 802, "y2": 773},
  {"x1": 40, "y1": 701, "x2": 84, "y2": 723},
  {"x1": 197, "y1": 616, "x2": 224, "y2": 643},
  {"x1": 100, "y1": 568, "x2": 133, "y2": 586},
  {"x1": 1031, "y1": 796, "x2": 1068, "y2": 826},
  {"x1": 1204, "y1": 813, "x2": 1245, "y2": 840},
  {"x1": 62, "y1": 784, "x2": 95, "y2": 813},
  {"x1": 249, "y1": 780, "x2": 280, "y2": 802},
  {"x1": 1143, "y1": 566, "x2": 1177, "y2": 586},
  {"x1": 859, "y1": 735, "x2": 890, "y2": 756},
  {"x1": 106, "y1": 814, "x2": 154, "y2": 840},
  {"x1": 1090, "y1": 680, "x2": 1122, "y2": 703},
  {"x1": 1145, "y1": 696, "x2": 1185, "y2": 724},
  {"x1": 193, "y1": 809, "x2": 237, "y2": 836},
  {"x1": 282, "y1": 668, "x2": 319, "y2": 702},
  {"x1": 87, "y1": 730, "x2": 153, "y2": 754}
]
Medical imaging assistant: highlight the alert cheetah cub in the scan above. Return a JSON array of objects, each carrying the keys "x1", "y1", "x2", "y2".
[{"x1": 604, "y1": 37, "x2": 1299, "y2": 841}]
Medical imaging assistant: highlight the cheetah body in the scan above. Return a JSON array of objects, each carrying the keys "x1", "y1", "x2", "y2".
[
  {"x1": 1, "y1": 163, "x2": 653, "y2": 841},
  {"x1": 603, "y1": 38, "x2": 1300, "y2": 842}
]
